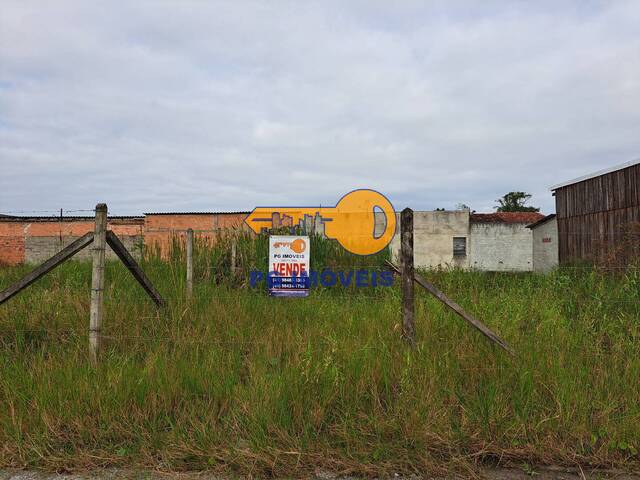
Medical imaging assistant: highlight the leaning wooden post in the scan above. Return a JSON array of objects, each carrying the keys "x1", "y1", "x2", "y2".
[
  {"x1": 401, "y1": 207, "x2": 416, "y2": 347},
  {"x1": 90, "y1": 203, "x2": 107, "y2": 363},
  {"x1": 186, "y1": 228, "x2": 194, "y2": 298}
]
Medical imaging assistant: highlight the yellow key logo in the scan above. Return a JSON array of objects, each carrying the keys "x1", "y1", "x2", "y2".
[{"x1": 245, "y1": 189, "x2": 396, "y2": 256}]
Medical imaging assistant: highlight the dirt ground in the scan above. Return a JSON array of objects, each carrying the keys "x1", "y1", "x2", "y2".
[{"x1": 1, "y1": 467, "x2": 639, "y2": 480}]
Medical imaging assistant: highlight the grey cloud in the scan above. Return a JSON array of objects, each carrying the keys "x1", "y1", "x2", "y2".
[{"x1": 1, "y1": 1, "x2": 639, "y2": 215}]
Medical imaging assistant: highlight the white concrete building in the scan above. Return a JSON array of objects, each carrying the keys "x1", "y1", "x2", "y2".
[
  {"x1": 526, "y1": 214, "x2": 559, "y2": 273},
  {"x1": 389, "y1": 210, "x2": 470, "y2": 269},
  {"x1": 390, "y1": 210, "x2": 545, "y2": 271},
  {"x1": 468, "y1": 213, "x2": 542, "y2": 272}
]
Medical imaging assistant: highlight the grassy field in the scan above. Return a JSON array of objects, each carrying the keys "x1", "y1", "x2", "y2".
[{"x1": 0, "y1": 234, "x2": 639, "y2": 477}]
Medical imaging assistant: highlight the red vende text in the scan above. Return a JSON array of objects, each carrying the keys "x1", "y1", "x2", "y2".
[{"x1": 272, "y1": 263, "x2": 307, "y2": 275}]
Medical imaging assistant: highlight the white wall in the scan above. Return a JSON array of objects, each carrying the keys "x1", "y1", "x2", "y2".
[
  {"x1": 469, "y1": 223, "x2": 533, "y2": 272},
  {"x1": 389, "y1": 210, "x2": 470, "y2": 269},
  {"x1": 531, "y1": 217, "x2": 559, "y2": 272}
]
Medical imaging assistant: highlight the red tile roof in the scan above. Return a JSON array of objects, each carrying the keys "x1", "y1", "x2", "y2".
[
  {"x1": 470, "y1": 212, "x2": 545, "y2": 224},
  {"x1": 526, "y1": 213, "x2": 556, "y2": 229}
]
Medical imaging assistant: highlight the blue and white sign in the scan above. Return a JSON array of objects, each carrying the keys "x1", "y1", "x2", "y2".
[{"x1": 268, "y1": 235, "x2": 310, "y2": 297}]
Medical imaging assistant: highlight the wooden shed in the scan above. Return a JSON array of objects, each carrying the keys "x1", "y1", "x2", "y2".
[{"x1": 551, "y1": 159, "x2": 640, "y2": 266}]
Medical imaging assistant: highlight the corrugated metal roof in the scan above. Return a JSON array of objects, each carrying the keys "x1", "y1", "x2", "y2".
[
  {"x1": 526, "y1": 213, "x2": 556, "y2": 229},
  {"x1": 471, "y1": 212, "x2": 545, "y2": 224},
  {"x1": 550, "y1": 158, "x2": 640, "y2": 190}
]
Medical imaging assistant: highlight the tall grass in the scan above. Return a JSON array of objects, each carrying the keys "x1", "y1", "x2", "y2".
[{"x1": 0, "y1": 234, "x2": 638, "y2": 476}]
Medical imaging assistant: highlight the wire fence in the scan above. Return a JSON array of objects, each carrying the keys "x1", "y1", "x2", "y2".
[
  {"x1": 1, "y1": 208, "x2": 639, "y2": 276},
  {"x1": 1, "y1": 209, "x2": 97, "y2": 214}
]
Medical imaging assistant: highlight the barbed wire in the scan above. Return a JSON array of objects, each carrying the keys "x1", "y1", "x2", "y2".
[
  {"x1": 0, "y1": 253, "x2": 639, "y2": 270},
  {"x1": 0, "y1": 209, "x2": 98, "y2": 214},
  {"x1": 0, "y1": 210, "x2": 147, "y2": 217},
  {"x1": 4, "y1": 229, "x2": 637, "y2": 237},
  {"x1": 1, "y1": 214, "x2": 639, "y2": 236},
  {"x1": 0, "y1": 210, "x2": 61, "y2": 215},
  {"x1": 0, "y1": 280, "x2": 638, "y2": 300}
]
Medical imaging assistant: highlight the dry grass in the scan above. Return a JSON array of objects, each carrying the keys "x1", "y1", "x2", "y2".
[{"x1": 0, "y1": 235, "x2": 639, "y2": 476}]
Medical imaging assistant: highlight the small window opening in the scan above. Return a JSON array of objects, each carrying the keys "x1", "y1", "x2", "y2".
[{"x1": 453, "y1": 237, "x2": 466, "y2": 257}]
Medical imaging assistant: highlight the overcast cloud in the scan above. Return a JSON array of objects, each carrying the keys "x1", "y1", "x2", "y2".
[{"x1": 1, "y1": 1, "x2": 639, "y2": 215}]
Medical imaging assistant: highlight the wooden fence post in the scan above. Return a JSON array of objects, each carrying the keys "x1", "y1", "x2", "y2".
[
  {"x1": 106, "y1": 231, "x2": 165, "y2": 307},
  {"x1": 186, "y1": 228, "x2": 194, "y2": 297},
  {"x1": 386, "y1": 260, "x2": 514, "y2": 355},
  {"x1": 401, "y1": 207, "x2": 416, "y2": 347},
  {"x1": 90, "y1": 203, "x2": 107, "y2": 363},
  {"x1": 0, "y1": 233, "x2": 94, "y2": 306}
]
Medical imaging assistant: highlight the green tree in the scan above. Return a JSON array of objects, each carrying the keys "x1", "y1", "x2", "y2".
[{"x1": 495, "y1": 192, "x2": 540, "y2": 212}]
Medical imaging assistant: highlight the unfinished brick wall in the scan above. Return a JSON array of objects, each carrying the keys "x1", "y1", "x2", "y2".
[
  {"x1": 144, "y1": 213, "x2": 248, "y2": 258},
  {"x1": 0, "y1": 223, "x2": 26, "y2": 265},
  {"x1": 0, "y1": 213, "x2": 250, "y2": 266},
  {"x1": 0, "y1": 218, "x2": 144, "y2": 265},
  {"x1": 144, "y1": 214, "x2": 215, "y2": 257},
  {"x1": 212, "y1": 213, "x2": 248, "y2": 229}
]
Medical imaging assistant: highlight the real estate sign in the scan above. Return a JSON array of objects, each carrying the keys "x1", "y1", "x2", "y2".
[{"x1": 268, "y1": 235, "x2": 310, "y2": 297}]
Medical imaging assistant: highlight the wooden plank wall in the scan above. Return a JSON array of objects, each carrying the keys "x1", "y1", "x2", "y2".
[{"x1": 555, "y1": 163, "x2": 640, "y2": 265}]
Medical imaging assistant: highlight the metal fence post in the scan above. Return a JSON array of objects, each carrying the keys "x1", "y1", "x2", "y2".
[
  {"x1": 186, "y1": 228, "x2": 194, "y2": 297},
  {"x1": 90, "y1": 203, "x2": 107, "y2": 363},
  {"x1": 401, "y1": 207, "x2": 416, "y2": 347}
]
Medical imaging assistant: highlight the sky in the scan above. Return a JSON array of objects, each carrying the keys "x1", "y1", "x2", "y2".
[{"x1": 1, "y1": 1, "x2": 639, "y2": 216}]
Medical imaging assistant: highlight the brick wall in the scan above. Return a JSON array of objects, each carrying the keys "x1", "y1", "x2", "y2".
[
  {"x1": 0, "y1": 218, "x2": 144, "y2": 265},
  {"x1": 144, "y1": 213, "x2": 247, "y2": 257},
  {"x1": 0, "y1": 213, "x2": 251, "y2": 266},
  {"x1": 24, "y1": 233, "x2": 143, "y2": 264},
  {"x1": 2, "y1": 210, "x2": 544, "y2": 271},
  {"x1": 144, "y1": 214, "x2": 213, "y2": 258},
  {"x1": 0, "y1": 223, "x2": 25, "y2": 265}
]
